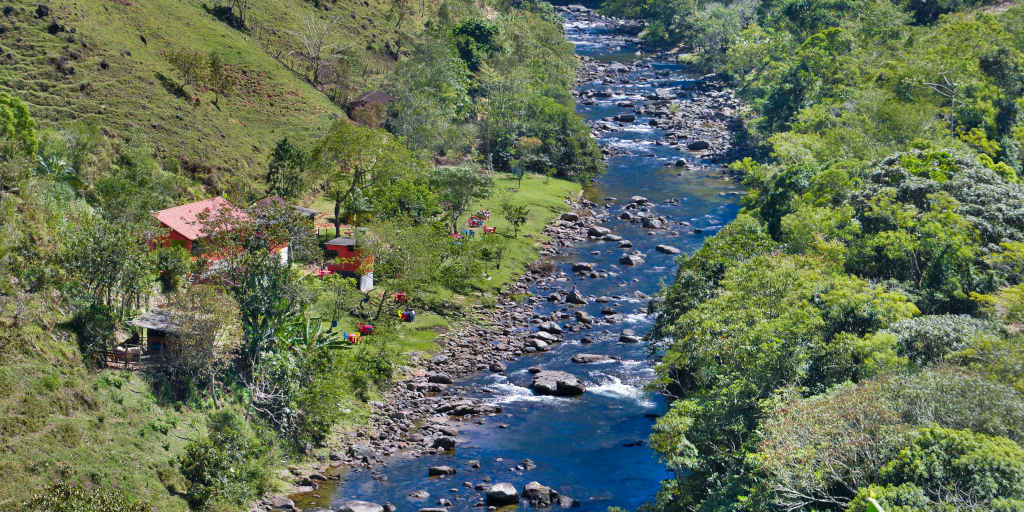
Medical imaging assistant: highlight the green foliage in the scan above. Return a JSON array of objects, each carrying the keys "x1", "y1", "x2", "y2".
[
  {"x1": 452, "y1": 18, "x2": 501, "y2": 72},
  {"x1": 22, "y1": 480, "x2": 148, "y2": 512},
  {"x1": 883, "y1": 314, "x2": 998, "y2": 367},
  {"x1": 430, "y1": 166, "x2": 494, "y2": 233},
  {"x1": 500, "y1": 199, "x2": 529, "y2": 238},
  {"x1": 179, "y1": 410, "x2": 272, "y2": 510},
  {"x1": 65, "y1": 303, "x2": 117, "y2": 367},
  {"x1": 0, "y1": 93, "x2": 38, "y2": 162},
  {"x1": 265, "y1": 138, "x2": 309, "y2": 201},
  {"x1": 874, "y1": 427, "x2": 1024, "y2": 509},
  {"x1": 63, "y1": 216, "x2": 155, "y2": 317},
  {"x1": 153, "y1": 245, "x2": 193, "y2": 293}
]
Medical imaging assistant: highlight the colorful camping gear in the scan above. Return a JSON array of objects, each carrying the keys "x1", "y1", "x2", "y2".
[
  {"x1": 393, "y1": 292, "x2": 408, "y2": 303},
  {"x1": 358, "y1": 322, "x2": 374, "y2": 335}
]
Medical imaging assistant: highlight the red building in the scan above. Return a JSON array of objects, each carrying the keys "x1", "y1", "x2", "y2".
[
  {"x1": 324, "y1": 228, "x2": 374, "y2": 291},
  {"x1": 153, "y1": 196, "x2": 288, "y2": 263}
]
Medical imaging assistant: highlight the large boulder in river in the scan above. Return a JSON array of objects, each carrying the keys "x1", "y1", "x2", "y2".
[
  {"x1": 619, "y1": 329, "x2": 642, "y2": 343},
  {"x1": 656, "y1": 244, "x2": 681, "y2": 254},
  {"x1": 539, "y1": 321, "x2": 563, "y2": 334},
  {"x1": 523, "y1": 482, "x2": 557, "y2": 508},
  {"x1": 572, "y1": 353, "x2": 613, "y2": 364},
  {"x1": 428, "y1": 465, "x2": 456, "y2": 476},
  {"x1": 614, "y1": 113, "x2": 635, "y2": 123},
  {"x1": 567, "y1": 288, "x2": 588, "y2": 305},
  {"x1": 687, "y1": 140, "x2": 710, "y2": 151},
  {"x1": 532, "y1": 371, "x2": 586, "y2": 396},
  {"x1": 620, "y1": 253, "x2": 645, "y2": 266},
  {"x1": 560, "y1": 212, "x2": 580, "y2": 222},
  {"x1": 572, "y1": 262, "x2": 595, "y2": 272},
  {"x1": 338, "y1": 501, "x2": 385, "y2": 512},
  {"x1": 486, "y1": 483, "x2": 520, "y2": 505},
  {"x1": 642, "y1": 217, "x2": 664, "y2": 229},
  {"x1": 587, "y1": 226, "x2": 611, "y2": 237}
]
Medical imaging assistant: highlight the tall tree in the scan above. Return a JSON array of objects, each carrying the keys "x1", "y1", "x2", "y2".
[{"x1": 429, "y1": 166, "x2": 493, "y2": 234}]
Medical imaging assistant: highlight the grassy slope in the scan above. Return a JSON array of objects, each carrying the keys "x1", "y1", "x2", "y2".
[
  {"x1": 0, "y1": 0, "x2": 582, "y2": 507},
  {"x1": 0, "y1": 0, "x2": 419, "y2": 192}
]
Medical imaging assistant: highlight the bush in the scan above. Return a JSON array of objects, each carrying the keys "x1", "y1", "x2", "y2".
[
  {"x1": 884, "y1": 314, "x2": 998, "y2": 367},
  {"x1": 153, "y1": 245, "x2": 192, "y2": 293},
  {"x1": 179, "y1": 410, "x2": 272, "y2": 510},
  {"x1": 66, "y1": 303, "x2": 117, "y2": 366},
  {"x1": 876, "y1": 427, "x2": 1024, "y2": 508},
  {"x1": 22, "y1": 480, "x2": 148, "y2": 512}
]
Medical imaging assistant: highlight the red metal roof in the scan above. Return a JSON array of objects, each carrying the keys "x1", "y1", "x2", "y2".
[{"x1": 154, "y1": 196, "x2": 248, "y2": 241}]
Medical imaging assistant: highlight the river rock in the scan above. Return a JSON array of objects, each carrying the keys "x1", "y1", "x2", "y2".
[
  {"x1": 567, "y1": 288, "x2": 588, "y2": 305},
  {"x1": 338, "y1": 501, "x2": 384, "y2": 512},
  {"x1": 572, "y1": 353, "x2": 613, "y2": 364},
  {"x1": 575, "y1": 311, "x2": 595, "y2": 324},
  {"x1": 614, "y1": 113, "x2": 635, "y2": 123},
  {"x1": 531, "y1": 330, "x2": 560, "y2": 343},
  {"x1": 656, "y1": 244, "x2": 681, "y2": 254},
  {"x1": 428, "y1": 372, "x2": 454, "y2": 384},
  {"x1": 485, "y1": 483, "x2": 520, "y2": 505},
  {"x1": 269, "y1": 496, "x2": 297, "y2": 511},
  {"x1": 409, "y1": 490, "x2": 430, "y2": 500},
  {"x1": 602, "y1": 233, "x2": 623, "y2": 242},
  {"x1": 429, "y1": 465, "x2": 457, "y2": 476},
  {"x1": 572, "y1": 262, "x2": 595, "y2": 272},
  {"x1": 489, "y1": 362, "x2": 507, "y2": 373},
  {"x1": 432, "y1": 436, "x2": 456, "y2": 450},
  {"x1": 687, "y1": 140, "x2": 710, "y2": 151},
  {"x1": 587, "y1": 226, "x2": 611, "y2": 237},
  {"x1": 532, "y1": 371, "x2": 586, "y2": 396},
  {"x1": 642, "y1": 217, "x2": 665, "y2": 229},
  {"x1": 558, "y1": 495, "x2": 581, "y2": 508},
  {"x1": 419, "y1": 508, "x2": 448, "y2": 512},
  {"x1": 620, "y1": 254, "x2": 644, "y2": 266},
  {"x1": 523, "y1": 481, "x2": 557, "y2": 508},
  {"x1": 560, "y1": 212, "x2": 579, "y2": 222},
  {"x1": 539, "y1": 321, "x2": 563, "y2": 334},
  {"x1": 619, "y1": 329, "x2": 642, "y2": 343}
]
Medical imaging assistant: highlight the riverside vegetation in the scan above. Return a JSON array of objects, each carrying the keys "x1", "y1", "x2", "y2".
[
  {"x1": 0, "y1": 0, "x2": 602, "y2": 510},
  {"x1": 587, "y1": 0, "x2": 1024, "y2": 511}
]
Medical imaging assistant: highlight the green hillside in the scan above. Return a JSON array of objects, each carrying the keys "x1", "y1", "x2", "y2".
[
  {"x1": 0, "y1": 0, "x2": 595, "y2": 509},
  {"x1": 0, "y1": 0, "x2": 438, "y2": 193}
]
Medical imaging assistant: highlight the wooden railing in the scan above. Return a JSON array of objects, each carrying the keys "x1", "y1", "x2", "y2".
[{"x1": 101, "y1": 350, "x2": 165, "y2": 370}]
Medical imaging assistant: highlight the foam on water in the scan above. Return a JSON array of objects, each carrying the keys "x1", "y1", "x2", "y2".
[
  {"x1": 487, "y1": 382, "x2": 572, "y2": 405},
  {"x1": 587, "y1": 374, "x2": 657, "y2": 408}
]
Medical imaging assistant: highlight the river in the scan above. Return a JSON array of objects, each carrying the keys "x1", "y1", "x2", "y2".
[{"x1": 331, "y1": 6, "x2": 743, "y2": 511}]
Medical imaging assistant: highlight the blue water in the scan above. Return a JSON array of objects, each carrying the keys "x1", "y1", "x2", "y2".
[{"x1": 333, "y1": 9, "x2": 742, "y2": 511}]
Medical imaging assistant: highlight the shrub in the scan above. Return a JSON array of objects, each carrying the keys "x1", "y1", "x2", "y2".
[
  {"x1": 22, "y1": 480, "x2": 148, "y2": 512},
  {"x1": 875, "y1": 427, "x2": 1024, "y2": 509},
  {"x1": 884, "y1": 314, "x2": 998, "y2": 367},
  {"x1": 153, "y1": 245, "x2": 192, "y2": 293},
  {"x1": 66, "y1": 303, "x2": 116, "y2": 366},
  {"x1": 179, "y1": 410, "x2": 272, "y2": 510}
]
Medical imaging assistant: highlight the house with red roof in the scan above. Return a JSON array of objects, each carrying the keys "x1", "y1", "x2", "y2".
[{"x1": 153, "y1": 196, "x2": 288, "y2": 263}]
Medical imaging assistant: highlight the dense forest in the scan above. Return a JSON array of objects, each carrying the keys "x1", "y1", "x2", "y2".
[
  {"x1": 0, "y1": 0, "x2": 599, "y2": 510},
  {"x1": 604, "y1": 0, "x2": 1024, "y2": 510}
]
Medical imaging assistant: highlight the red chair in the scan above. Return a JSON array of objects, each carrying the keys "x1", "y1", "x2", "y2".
[
  {"x1": 358, "y1": 322, "x2": 374, "y2": 335},
  {"x1": 483, "y1": 226, "x2": 497, "y2": 234}
]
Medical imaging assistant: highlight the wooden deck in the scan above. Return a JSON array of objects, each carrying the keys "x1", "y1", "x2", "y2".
[{"x1": 101, "y1": 350, "x2": 166, "y2": 370}]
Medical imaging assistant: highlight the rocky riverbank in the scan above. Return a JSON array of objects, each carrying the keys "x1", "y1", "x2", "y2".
[
  {"x1": 258, "y1": 8, "x2": 746, "y2": 512},
  {"x1": 565, "y1": 5, "x2": 742, "y2": 165},
  {"x1": 257, "y1": 197, "x2": 618, "y2": 511}
]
